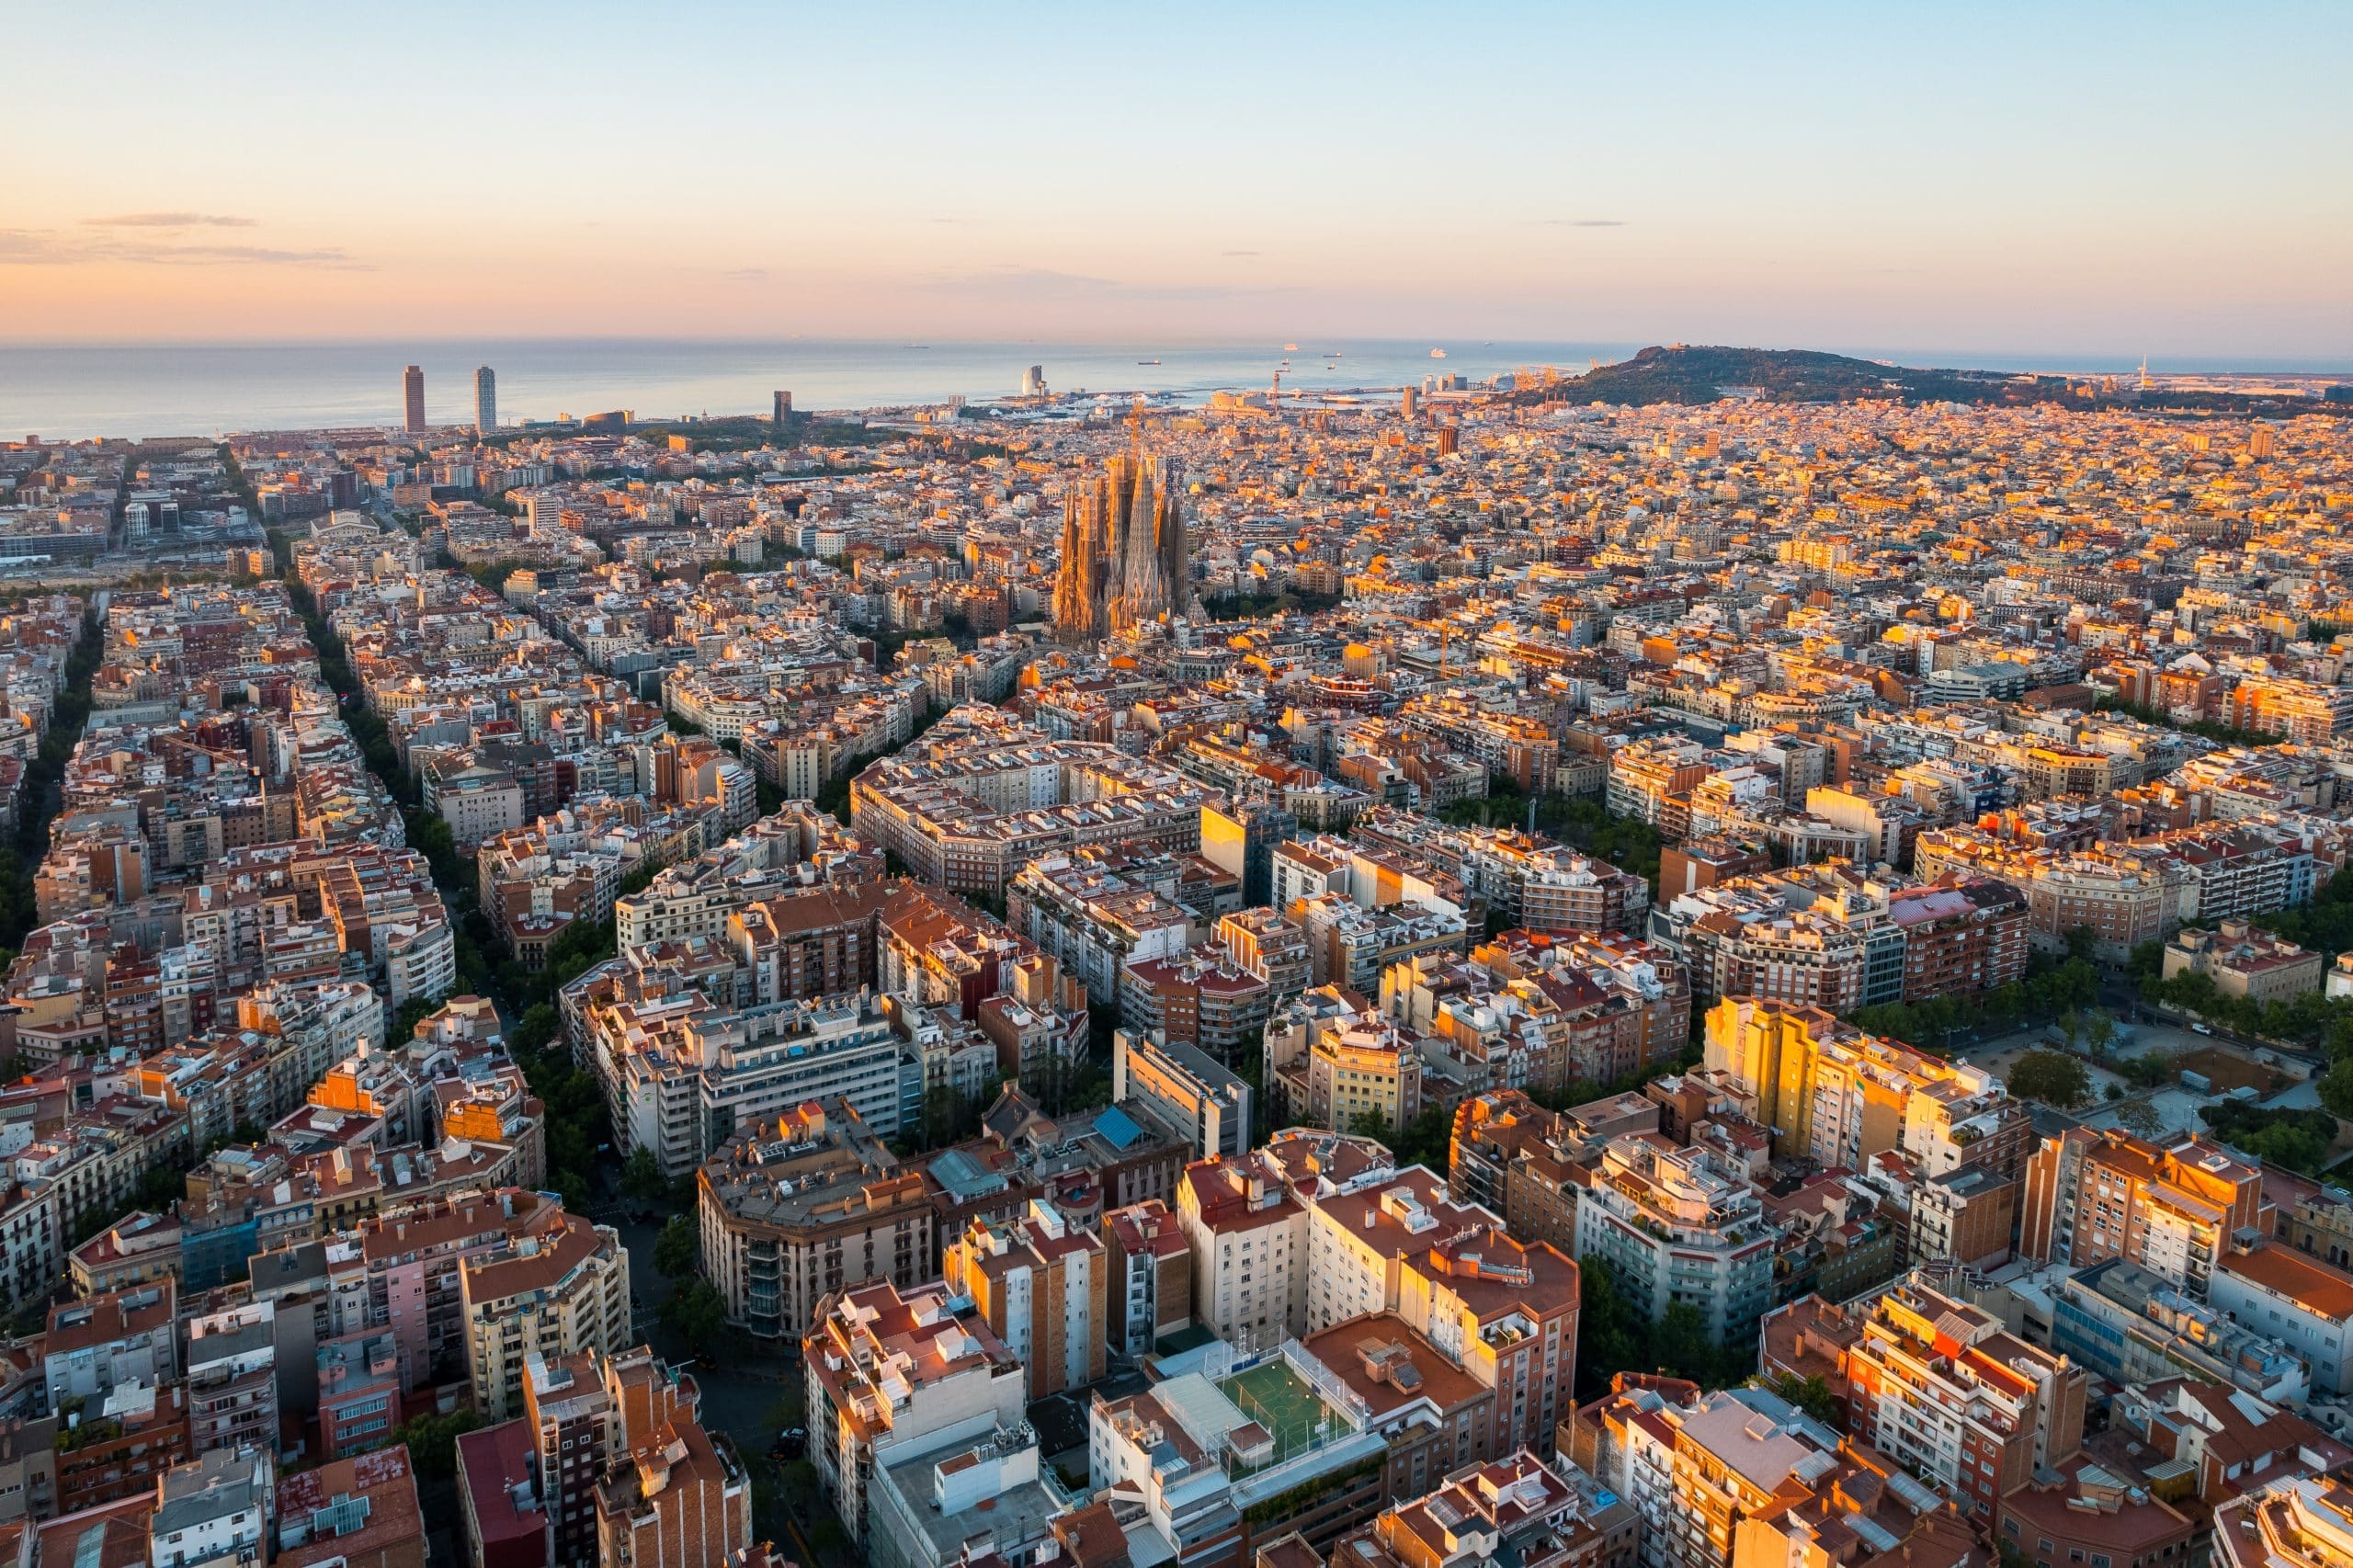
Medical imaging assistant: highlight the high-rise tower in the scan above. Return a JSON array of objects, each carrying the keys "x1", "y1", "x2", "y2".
[
  {"x1": 403, "y1": 365, "x2": 426, "y2": 434},
  {"x1": 473, "y1": 366, "x2": 496, "y2": 434},
  {"x1": 1051, "y1": 454, "x2": 1190, "y2": 641}
]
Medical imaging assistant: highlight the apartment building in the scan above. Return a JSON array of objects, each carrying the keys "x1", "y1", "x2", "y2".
[
  {"x1": 1567, "y1": 1135, "x2": 1771, "y2": 1348},
  {"x1": 1569, "y1": 1380, "x2": 1839, "y2": 1568},
  {"x1": 459, "y1": 1213, "x2": 631, "y2": 1421},
  {"x1": 2211, "y1": 1240, "x2": 2353, "y2": 1395},
  {"x1": 1331, "y1": 1449, "x2": 1633, "y2": 1568},
  {"x1": 801, "y1": 1278, "x2": 1027, "y2": 1546},
  {"x1": 1112, "y1": 1027, "x2": 1253, "y2": 1160},
  {"x1": 944, "y1": 1200, "x2": 1108, "y2": 1398},
  {"x1": 1118, "y1": 946, "x2": 1277, "y2": 1063},
  {"x1": 1006, "y1": 849, "x2": 1191, "y2": 1003},
  {"x1": 1176, "y1": 1152, "x2": 1310, "y2": 1350},
  {"x1": 1764, "y1": 1276, "x2": 2086, "y2": 1521},
  {"x1": 1392, "y1": 1227, "x2": 1579, "y2": 1460},
  {"x1": 1305, "y1": 1166, "x2": 1492, "y2": 1334},
  {"x1": 1707, "y1": 998, "x2": 2031, "y2": 1191},
  {"x1": 1102, "y1": 1199, "x2": 1192, "y2": 1360},
  {"x1": 2019, "y1": 1129, "x2": 2267, "y2": 1298},
  {"x1": 1262, "y1": 985, "x2": 1427, "y2": 1139},
  {"x1": 698, "y1": 1097, "x2": 933, "y2": 1341}
]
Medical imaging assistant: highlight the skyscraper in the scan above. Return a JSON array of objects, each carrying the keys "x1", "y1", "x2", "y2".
[
  {"x1": 473, "y1": 366, "x2": 496, "y2": 434},
  {"x1": 772, "y1": 390, "x2": 791, "y2": 426},
  {"x1": 1051, "y1": 452, "x2": 1190, "y2": 641},
  {"x1": 403, "y1": 365, "x2": 426, "y2": 434}
]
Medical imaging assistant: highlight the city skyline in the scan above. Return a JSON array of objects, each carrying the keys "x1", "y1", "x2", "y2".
[{"x1": 4, "y1": 1, "x2": 2349, "y2": 357}]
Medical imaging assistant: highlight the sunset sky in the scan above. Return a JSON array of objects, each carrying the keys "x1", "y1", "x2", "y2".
[{"x1": 6, "y1": 0, "x2": 2349, "y2": 357}]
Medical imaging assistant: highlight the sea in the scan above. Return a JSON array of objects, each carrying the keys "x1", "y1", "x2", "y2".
[{"x1": 2, "y1": 337, "x2": 2343, "y2": 443}]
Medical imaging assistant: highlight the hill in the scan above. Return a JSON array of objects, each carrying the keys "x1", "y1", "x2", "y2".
[{"x1": 1512, "y1": 344, "x2": 2341, "y2": 415}]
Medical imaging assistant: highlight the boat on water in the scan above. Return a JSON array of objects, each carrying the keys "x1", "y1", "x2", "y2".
[
  {"x1": 1137, "y1": 358, "x2": 1160, "y2": 365},
  {"x1": 1282, "y1": 343, "x2": 1300, "y2": 352},
  {"x1": 1429, "y1": 347, "x2": 1448, "y2": 358}
]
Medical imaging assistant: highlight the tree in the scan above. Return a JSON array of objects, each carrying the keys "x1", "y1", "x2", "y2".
[
  {"x1": 2062, "y1": 925, "x2": 2098, "y2": 966},
  {"x1": 2084, "y1": 1009, "x2": 2117, "y2": 1055},
  {"x1": 654, "y1": 1214, "x2": 699, "y2": 1278},
  {"x1": 2055, "y1": 1009, "x2": 2083, "y2": 1050},
  {"x1": 2006, "y1": 1050, "x2": 2092, "y2": 1109},
  {"x1": 1573, "y1": 1256, "x2": 1650, "y2": 1403},
  {"x1": 1654, "y1": 1303, "x2": 1730, "y2": 1388},
  {"x1": 390, "y1": 995, "x2": 438, "y2": 1044},
  {"x1": 661, "y1": 1278, "x2": 728, "y2": 1355},
  {"x1": 1765, "y1": 1371, "x2": 1838, "y2": 1423},
  {"x1": 389, "y1": 1408, "x2": 483, "y2": 1477},
  {"x1": 2323, "y1": 1058, "x2": 2353, "y2": 1121},
  {"x1": 621, "y1": 1147, "x2": 668, "y2": 1202}
]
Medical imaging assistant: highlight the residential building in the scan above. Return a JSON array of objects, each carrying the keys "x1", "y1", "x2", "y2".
[
  {"x1": 459, "y1": 1212, "x2": 631, "y2": 1421},
  {"x1": 698, "y1": 1098, "x2": 932, "y2": 1342},
  {"x1": 2018, "y1": 1129, "x2": 2267, "y2": 1297},
  {"x1": 1102, "y1": 1199, "x2": 1192, "y2": 1360},
  {"x1": 1113, "y1": 1028, "x2": 1252, "y2": 1160},
  {"x1": 944, "y1": 1201, "x2": 1108, "y2": 1399},
  {"x1": 1567, "y1": 1135, "x2": 1769, "y2": 1348},
  {"x1": 801, "y1": 1278, "x2": 1027, "y2": 1548}
]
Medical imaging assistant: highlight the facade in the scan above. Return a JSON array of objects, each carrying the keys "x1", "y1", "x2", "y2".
[
  {"x1": 1176, "y1": 1152, "x2": 1310, "y2": 1351},
  {"x1": 1102, "y1": 1199, "x2": 1192, "y2": 1359},
  {"x1": 1767, "y1": 1276, "x2": 2087, "y2": 1522},
  {"x1": 2211, "y1": 1241, "x2": 2353, "y2": 1395},
  {"x1": 1305, "y1": 1166, "x2": 1492, "y2": 1335},
  {"x1": 1050, "y1": 452, "x2": 1192, "y2": 639},
  {"x1": 1392, "y1": 1227, "x2": 1579, "y2": 1460},
  {"x1": 2163, "y1": 919, "x2": 2325, "y2": 1002}
]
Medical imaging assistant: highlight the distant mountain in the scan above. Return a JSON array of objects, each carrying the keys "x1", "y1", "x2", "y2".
[{"x1": 1512, "y1": 344, "x2": 2336, "y2": 415}]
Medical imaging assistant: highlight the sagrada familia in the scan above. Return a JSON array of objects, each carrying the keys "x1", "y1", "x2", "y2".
[{"x1": 1051, "y1": 453, "x2": 1192, "y2": 640}]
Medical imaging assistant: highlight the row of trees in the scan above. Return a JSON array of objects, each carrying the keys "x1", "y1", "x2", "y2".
[
  {"x1": 270, "y1": 528, "x2": 619, "y2": 1213},
  {"x1": 1573, "y1": 1255, "x2": 1777, "y2": 1403},
  {"x1": 1847, "y1": 932, "x2": 2103, "y2": 1054},
  {"x1": 1438, "y1": 784, "x2": 1666, "y2": 900},
  {"x1": 2094, "y1": 693, "x2": 2285, "y2": 748},
  {"x1": 0, "y1": 608, "x2": 100, "y2": 958}
]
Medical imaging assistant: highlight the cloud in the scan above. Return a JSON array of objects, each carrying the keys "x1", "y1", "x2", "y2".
[
  {"x1": 1541, "y1": 219, "x2": 1627, "y2": 228},
  {"x1": 0, "y1": 227, "x2": 367, "y2": 268},
  {"x1": 83, "y1": 211, "x2": 257, "y2": 228},
  {"x1": 917, "y1": 265, "x2": 1298, "y2": 304}
]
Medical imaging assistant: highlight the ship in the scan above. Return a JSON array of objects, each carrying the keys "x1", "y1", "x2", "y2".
[
  {"x1": 1429, "y1": 347, "x2": 1448, "y2": 358},
  {"x1": 1137, "y1": 358, "x2": 1160, "y2": 365},
  {"x1": 1283, "y1": 343, "x2": 1300, "y2": 352}
]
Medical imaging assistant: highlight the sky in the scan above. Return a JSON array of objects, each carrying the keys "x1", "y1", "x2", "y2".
[{"x1": 5, "y1": 0, "x2": 2350, "y2": 358}]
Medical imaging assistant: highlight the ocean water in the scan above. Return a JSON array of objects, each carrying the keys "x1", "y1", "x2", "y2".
[
  {"x1": 0, "y1": 338, "x2": 1640, "y2": 442},
  {"x1": 3, "y1": 338, "x2": 2342, "y2": 443}
]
